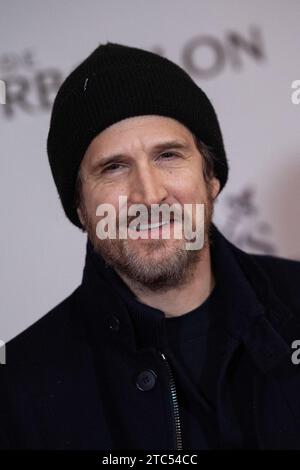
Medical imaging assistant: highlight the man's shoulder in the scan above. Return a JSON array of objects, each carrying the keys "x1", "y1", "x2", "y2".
[
  {"x1": 246, "y1": 252, "x2": 300, "y2": 309},
  {"x1": 5, "y1": 286, "x2": 83, "y2": 365},
  {"x1": 250, "y1": 252, "x2": 300, "y2": 282}
]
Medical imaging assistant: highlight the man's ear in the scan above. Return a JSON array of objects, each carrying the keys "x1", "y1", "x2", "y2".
[
  {"x1": 210, "y1": 177, "x2": 221, "y2": 200},
  {"x1": 77, "y1": 206, "x2": 86, "y2": 229}
]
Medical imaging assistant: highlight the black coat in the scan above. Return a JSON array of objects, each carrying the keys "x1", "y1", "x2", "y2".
[{"x1": 1, "y1": 224, "x2": 300, "y2": 450}]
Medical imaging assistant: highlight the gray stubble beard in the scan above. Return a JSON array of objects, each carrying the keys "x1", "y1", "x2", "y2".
[{"x1": 81, "y1": 190, "x2": 215, "y2": 293}]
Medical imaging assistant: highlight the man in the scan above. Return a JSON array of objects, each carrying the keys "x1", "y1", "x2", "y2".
[{"x1": 1, "y1": 42, "x2": 300, "y2": 450}]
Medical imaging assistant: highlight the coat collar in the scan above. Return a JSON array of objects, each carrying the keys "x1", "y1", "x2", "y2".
[
  {"x1": 217, "y1": 225, "x2": 297, "y2": 376},
  {"x1": 208, "y1": 226, "x2": 300, "y2": 448}
]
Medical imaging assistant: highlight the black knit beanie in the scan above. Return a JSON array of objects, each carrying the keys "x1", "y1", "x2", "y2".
[{"x1": 47, "y1": 42, "x2": 228, "y2": 228}]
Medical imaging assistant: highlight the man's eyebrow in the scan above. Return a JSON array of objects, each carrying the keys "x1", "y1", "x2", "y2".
[
  {"x1": 151, "y1": 140, "x2": 191, "y2": 154},
  {"x1": 90, "y1": 140, "x2": 191, "y2": 171}
]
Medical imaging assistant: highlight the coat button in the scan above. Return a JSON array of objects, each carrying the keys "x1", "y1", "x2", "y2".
[
  {"x1": 107, "y1": 315, "x2": 120, "y2": 332},
  {"x1": 136, "y1": 370, "x2": 157, "y2": 391}
]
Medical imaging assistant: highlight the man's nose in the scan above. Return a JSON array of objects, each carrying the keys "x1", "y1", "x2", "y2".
[{"x1": 128, "y1": 165, "x2": 168, "y2": 206}]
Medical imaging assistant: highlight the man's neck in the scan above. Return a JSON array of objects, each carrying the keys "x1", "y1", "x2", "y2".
[{"x1": 116, "y1": 247, "x2": 215, "y2": 318}]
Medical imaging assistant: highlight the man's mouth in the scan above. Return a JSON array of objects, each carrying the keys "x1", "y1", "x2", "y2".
[
  {"x1": 127, "y1": 214, "x2": 177, "y2": 232},
  {"x1": 136, "y1": 220, "x2": 171, "y2": 231}
]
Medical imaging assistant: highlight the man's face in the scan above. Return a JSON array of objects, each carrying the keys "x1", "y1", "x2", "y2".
[{"x1": 77, "y1": 115, "x2": 220, "y2": 292}]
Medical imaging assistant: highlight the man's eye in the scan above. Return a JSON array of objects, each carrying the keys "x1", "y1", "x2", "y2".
[
  {"x1": 159, "y1": 152, "x2": 178, "y2": 160},
  {"x1": 103, "y1": 163, "x2": 123, "y2": 173}
]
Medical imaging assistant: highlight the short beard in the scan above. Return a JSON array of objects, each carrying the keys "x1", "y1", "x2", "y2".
[{"x1": 80, "y1": 188, "x2": 215, "y2": 294}]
